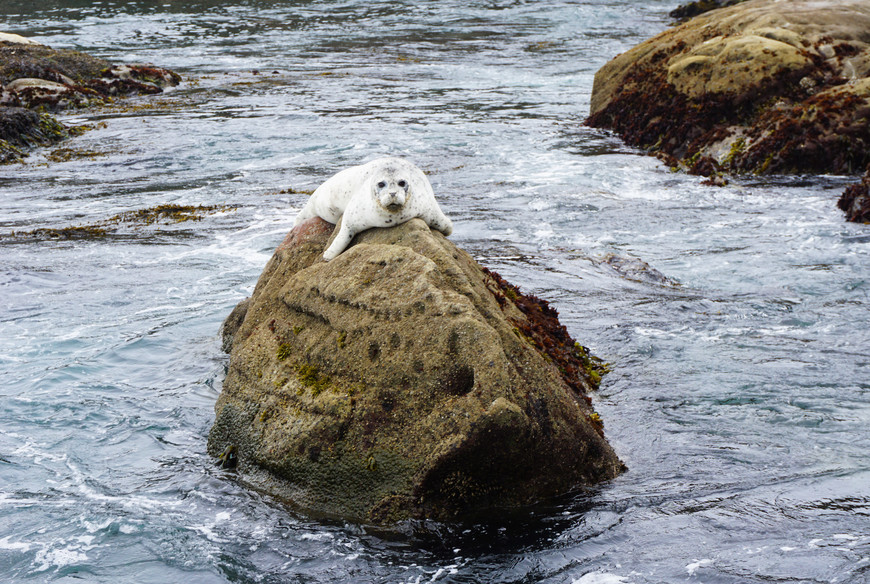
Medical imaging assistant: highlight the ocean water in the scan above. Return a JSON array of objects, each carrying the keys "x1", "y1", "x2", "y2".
[{"x1": 1, "y1": 1, "x2": 869, "y2": 582}]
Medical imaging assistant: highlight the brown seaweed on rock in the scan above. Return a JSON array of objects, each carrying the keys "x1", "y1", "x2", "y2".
[
  {"x1": 1, "y1": 204, "x2": 236, "y2": 243},
  {"x1": 839, "y1": 166, "x2": 870, "y2": 223}
]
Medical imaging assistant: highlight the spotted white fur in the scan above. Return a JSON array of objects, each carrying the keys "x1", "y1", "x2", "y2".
[{"x1": 294, "y1": 157, "x2": 453, "y2": 261}]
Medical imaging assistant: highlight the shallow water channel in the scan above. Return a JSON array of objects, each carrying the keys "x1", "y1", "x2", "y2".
[{"x1": 1, "y1": 1, "x2": 869, "y2": 582}]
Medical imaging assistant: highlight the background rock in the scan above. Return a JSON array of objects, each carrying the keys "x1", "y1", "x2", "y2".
[
  {"x1": 0, "y1": 36, "x2": 180, "y2": 162},
  {"x1": 586, "y1": 0, "x2": 870, "y2": 180},
  {"x1": 210, "y1": 218, "x2": 623, "y2": 524}
]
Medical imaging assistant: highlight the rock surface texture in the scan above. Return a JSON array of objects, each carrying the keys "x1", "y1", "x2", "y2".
[
  {"x1": 586, "y1": 0, "x2": 870, "y2": 185},
  {"x1": 209, "y1": 218, "x2": 624, "y2": 524}
]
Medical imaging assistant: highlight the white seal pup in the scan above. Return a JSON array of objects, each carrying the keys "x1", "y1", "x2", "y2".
[
  {"x1": 294, "y1": 157, "x2": 453, "y2": 261},
  {"x1": 0, "y1": 32, "x2": 40, "y2": 45}
]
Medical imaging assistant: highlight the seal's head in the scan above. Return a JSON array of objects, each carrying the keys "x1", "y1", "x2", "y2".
[{"x1": 371, "y1": 165, "x2": 410, "y2": 213}]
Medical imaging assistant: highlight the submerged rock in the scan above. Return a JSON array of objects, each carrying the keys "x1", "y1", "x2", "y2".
[
  {"x1": 599, "y1": 253, "x2": 680, "y2": 286},
  {"x1": 209, "y1": 218, "x2": 624, "y2": 524},
  {"x1": 586, "y1": 0, "x2": 870, "y2": 179}
]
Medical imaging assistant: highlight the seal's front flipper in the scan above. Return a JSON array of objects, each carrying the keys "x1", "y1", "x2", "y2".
[
  {"x1": 431, "y1": 212, "x2": 453, "y2": 236},
  {"x1": 323, "y1": 222, "x2": 355, "y2": 261}
]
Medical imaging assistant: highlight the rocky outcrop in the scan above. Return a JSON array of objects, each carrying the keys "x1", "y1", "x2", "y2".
[
  {"x1": 0, "y1": 35, "x2": 180, "y2": 162},
  {"x1": 839, "y1": 166, "x2": 870, "y2": 222},
  {"x1": 586, "y1": 0, "x2": 870, "y2": 180},
  {"x1": 209, "y1": 218, "x2": 624, "y2": 524},
  {"x1": 0, "y1": 106, "x2": 67, "y2": 163}
]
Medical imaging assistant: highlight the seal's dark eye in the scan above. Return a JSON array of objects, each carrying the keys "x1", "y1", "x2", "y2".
[
  {"x1": 377, "y1": 181, "x2": 387, "y2": 189},
  {"x1": 398, "y1": 180, "x2": 407, "y2": 188}
]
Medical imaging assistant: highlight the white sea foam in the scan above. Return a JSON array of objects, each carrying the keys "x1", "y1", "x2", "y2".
[
  {"x1": 572, "y1": 572, "x2": 633, "y2": 584},
  {"x1": 686, "y1": 558, "x2": 713, "y2": 575},
  {"x1": 428, "y1": 564, "x2": 459, "y2": 581},
  {"x1": 299, "y1": 532, "x2": 334, "y2": 542},
  {"x1": 192, "y1": 524, "x2": 229, "y2": 543},
  {"x1": 25, "y1": 536, "x2": 96, "y2": 574},
  {"x1": 81, "y1": 517, "x2": 115, "y2": 533},
  {"x1": 33, "y1": 545, "x2": 89, "y2": 573},
  {"x1": 0, "y1": 536, "x2": 32, "y2": 552},
  {"x1": 215, "y1": 511, "x2": 232, "y2": 522}
]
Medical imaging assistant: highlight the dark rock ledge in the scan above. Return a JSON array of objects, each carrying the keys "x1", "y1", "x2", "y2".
[
  {"x1": 838, "y1": 165, "x2": 870, "y2": 223},
  {"x1": 669, "y1": 0, "x2": 747, "y2": 22},
  {"x1": 209, "y1": 218, "x2": 624, "y2": 524}
]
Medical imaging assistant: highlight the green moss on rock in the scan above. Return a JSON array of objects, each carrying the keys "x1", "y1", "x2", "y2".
[
  {"x1": 1, "y1": 203, "x2": 236, "y2": 243},
  {"x1": 293, "y1": 362, "x2": 331, "y2": 396}
]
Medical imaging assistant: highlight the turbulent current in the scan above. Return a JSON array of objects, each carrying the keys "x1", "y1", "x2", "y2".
[{"x1": 1, "y1": 1, "x2": 868, "y2": 582}]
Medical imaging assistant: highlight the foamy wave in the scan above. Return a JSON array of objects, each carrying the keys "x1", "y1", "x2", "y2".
[{"x1": 572, "y1": 572, "x2": 633, "y2": 584}]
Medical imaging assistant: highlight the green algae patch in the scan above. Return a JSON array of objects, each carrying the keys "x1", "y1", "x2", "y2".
[
  {"x1": 1, "y1": 204, "x2": 237, "y2": 243},
  {"x1": 107, "y1": 204, "x2": 236, "y2": 226},
  {"x1": 36, "y1": 112, "x2": 68, "y2": 142},
  {"x1": 293, "y1": 362, "x2": 332, "y2": 396},
  {"x1": 45, "y1": 146, "x2": 109, "y2": 163},
  {"x1": 0, "y1": 138, "x2": 26, "y2": 163},
  {"x1": 276, "y1": 343, "x2": 293, "y2": 362}
]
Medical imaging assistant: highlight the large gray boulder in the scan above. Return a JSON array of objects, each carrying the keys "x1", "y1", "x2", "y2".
[{"x1": 209, "y1": 217, "x2": 624, "y2": 524}]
